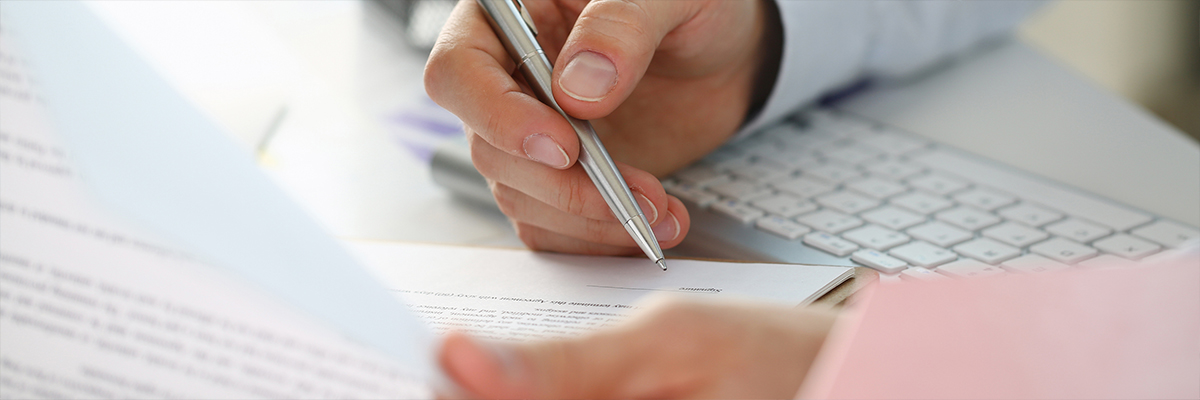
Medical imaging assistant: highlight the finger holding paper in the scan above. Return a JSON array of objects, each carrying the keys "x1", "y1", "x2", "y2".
[{"x1": 436, "y1": 296, "x2": 836, "y2": 399}]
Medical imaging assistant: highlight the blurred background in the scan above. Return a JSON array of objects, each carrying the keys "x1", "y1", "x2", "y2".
[{"x1": 1020, "y1": 0, "x2": 1199, "y2": 141}]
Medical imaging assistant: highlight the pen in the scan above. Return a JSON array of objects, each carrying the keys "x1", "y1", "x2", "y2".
[{"x1": 476, "y1": 0, "x2": 667, "y2": 271}]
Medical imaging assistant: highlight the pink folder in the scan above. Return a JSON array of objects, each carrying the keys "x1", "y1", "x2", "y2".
[{"x1": 802, "y1": 256, "x2": 1200, "y2": 399}]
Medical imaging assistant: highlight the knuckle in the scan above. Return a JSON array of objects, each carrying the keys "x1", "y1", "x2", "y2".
[
  {"x1": 422, "y1": 56, "x2": 449, "y2": 105},
  {"x1": 483, "y1": 110, "x2": 505, "y2": 143},
  {"x1": 482, "y1": 109, "x2": 522, "y2": 158},
  {"x1": 581, "y1": 217, "x2": 612, "y2": 244},
  {"x1": 559, "y1": 177, "x2": 591, "y2": 217},
  {"x1": 585, "y1": 0, "x2": 651, "y2": 36},
  {"x1": 577, "y1": 0, "x2": 655, "y2": 54}
]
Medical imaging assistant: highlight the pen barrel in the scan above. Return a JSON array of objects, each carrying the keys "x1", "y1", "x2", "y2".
[{"x1": 477, "y1": 0, "x2": 663, "y2": 262}]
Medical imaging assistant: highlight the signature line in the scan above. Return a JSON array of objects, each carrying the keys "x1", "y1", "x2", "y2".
[{"x1": 586, "y1": 285, "x2": 716, "y2": 293}]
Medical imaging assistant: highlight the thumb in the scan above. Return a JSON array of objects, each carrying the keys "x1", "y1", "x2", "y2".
[
  {"x1": 438, "y1": 331, "x2": 634, "y2": 399},
  {"x1": 552, "y1": 0, "x2": 698, "y2": 120}
]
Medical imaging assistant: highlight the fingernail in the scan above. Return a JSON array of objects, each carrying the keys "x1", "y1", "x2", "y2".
[
  {"x1": 559, "y1": 51, "x2": 617, "y2": 101},
  {"x1": 652, "y1": 212, "x2": 680, "y2": 242},
  {"x1": 523, "y1": 133, "x2": 570, "y2": 169},
  {"x1": 635, "y1": 193, "x2": 659, "y2": 224}
]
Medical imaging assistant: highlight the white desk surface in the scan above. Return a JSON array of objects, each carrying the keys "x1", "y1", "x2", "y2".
[{"x1": 91, "y1": 2, "x2": 1199, "y2": 252}]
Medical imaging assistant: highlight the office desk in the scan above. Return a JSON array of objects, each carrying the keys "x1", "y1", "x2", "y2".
[{"x1": 93, "y1": 2, "x2": 1200, "y2": 253}]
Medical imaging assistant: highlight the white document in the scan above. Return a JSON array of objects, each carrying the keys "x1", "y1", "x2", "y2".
[
  {"x1": 4, "y1": 1, "x2": 433, "y2": 375},
  {"x1": 353, "y1": 242, "x2": 853, "y2": 341},
  {"x1": 0, "y1": 4, "x2": 853, "y2": 399},
  {"x1": 0, "y1": 27, "x2": 429, "y2": 398}
]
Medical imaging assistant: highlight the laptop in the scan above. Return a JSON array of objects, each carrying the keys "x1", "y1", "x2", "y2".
[{"x1": 430, "y1": 39, "x2": 1200, "y2": 279}]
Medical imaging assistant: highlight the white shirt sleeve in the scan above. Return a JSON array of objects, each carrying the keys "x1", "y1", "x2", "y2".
[{"x1": 739, "y1": 0, "x2": 1046, "y2": 138}]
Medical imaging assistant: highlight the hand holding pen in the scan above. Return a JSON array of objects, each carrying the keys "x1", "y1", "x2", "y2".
[{"x1": 424, "y1": 0, "x2": 777, "y2": 257}]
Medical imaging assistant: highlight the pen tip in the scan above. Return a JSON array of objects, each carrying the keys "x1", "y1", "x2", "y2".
[{"x1": 657, "y1": 259, "x2": 667, "y2": 271}]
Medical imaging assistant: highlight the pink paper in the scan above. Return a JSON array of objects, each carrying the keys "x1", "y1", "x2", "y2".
[{"x1": 802, "y1": 257, "x2": 1200, "y2": 399}]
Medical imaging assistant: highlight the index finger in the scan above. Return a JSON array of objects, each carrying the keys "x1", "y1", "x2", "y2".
[{"x1": 425, "y1": 0, "x2": 581, "y2": 169}]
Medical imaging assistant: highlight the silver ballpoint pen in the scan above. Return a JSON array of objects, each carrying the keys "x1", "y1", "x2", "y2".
[{"x1": 476, "y1": 0, "x2": 667, "y2": 271}]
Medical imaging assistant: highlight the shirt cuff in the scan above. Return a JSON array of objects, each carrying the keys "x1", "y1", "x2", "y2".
[{"x1": 735, "y1": 0, "x2": 873, "y2": 140}]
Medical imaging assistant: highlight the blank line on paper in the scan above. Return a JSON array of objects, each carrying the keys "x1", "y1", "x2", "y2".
[{"x1": 587, "y1": 285, "x2": 723, "y2": 293}]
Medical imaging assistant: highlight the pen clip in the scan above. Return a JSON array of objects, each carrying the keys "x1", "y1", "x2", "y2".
[{"x1": 513, "y1": 0, "x2": 538, "y2": 36}]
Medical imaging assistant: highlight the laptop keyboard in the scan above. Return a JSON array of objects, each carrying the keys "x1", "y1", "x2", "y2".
[{"x1": 664, "y1": 110, "x2": 1199, "y2": 279}]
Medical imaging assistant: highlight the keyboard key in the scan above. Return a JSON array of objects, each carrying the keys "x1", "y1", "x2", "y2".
[
  {"x1": 851, "y1": 249, "x2": 908, "y2": 274},
  {"x1": 1000, "y1": 254, "x2": 1071, "y2": 273},
  {"x1": 707, "y1": 180, "x2": 772, "y2": 202},
  {"x1": 761, "y1": 152, "x2": 818, "y2": 172},
  {"x1": 1044, "y1": 218, "x2": 1112, "y2": 243},
  {"x1": 1077, "y1": 254, "x2": 1139, "y2": 269},
  {"x1": 729, "y1": 164, "x2": 786, "y2": 185},
  {"x1": 796, "y1": 209, "x2": 864, "y2": 234},
  {"x1": 866, "y1": 160, "x2": 925, "y2": 180},
  {"x1": 911, "y1": 150, "x2": 1153, "y2": 231},
  {"x1": 737, "y1": 140, "x2": 788, "y2": 159},
  {"x1": 778, "y1": 134, "x2": 833, "y2": 152},
  {"x1": 952, "y1": 188, "x2": 1015, "y2": 211},
  {"x1": 846, "y1": 178, "x2": 907, "y2": 199},
  {"x1": 889, "y1": 241, "x2": 958, "y2": 268},
  {"x1": 907, "y1": 174, "x2": 970, "y2": 196},
  {"x1": 1131, "y1": 220, "x2": 1200, "y2": 248},
  {"x1": 764, "y1": 169, "x2": 804, "y2": 185},
  {"x1": 1092, "y1": 234, "x2": 1161, "y2": 260},
  {"x1": 771, "y1": 176, "x2": 835, "y2": 199},
  {"x1": 823, "y1": 145, "x2": 883, "y2": 166},
  {"x1": 982, "y1": 222, "x2": 1049, "y2": 248},
  {"x1": 890, "y1": 192, "x2": 954, "y2": 215},
  {"x1": 899, "y1": 267, "x2": 950, "y2": 281},
  {"x1": 953, "y1": 238, "x2": 1020, "y2": 264},
  {"x1": 861, "y1": 206, "x2": 926, "y2": 231},
  {"x1": 812, "y1": 137, "x2": 856, "y2": 154},
  {"x1": 750, "y1": 195, "x2": 818, "y2": 218},
  {"x1": 937, "y1": 259, "x2": 1006, "y2": 278},
  {"x1": 1030, "y1": 238, "x2": 1098, "y2": 264},
  {"x1": 755, "y1": 215, "x2": 811, "y2": 240},
  {"x1": 666, "y1": 183, "x2": 719, "y2": 207},
  {"x1": 710, "y1": 199, "x2": 765, "y2": 224},
  {"x1": 936, "y1": 207, "x2": 1002, "y2": 231},
  {"x1": 858, "y1": 132, "x2": 930, "y2": 156},
  {"x1": 803, "y1": 164, "x2": 863, "y2": 183},
  {"x1": 906, "y1": 221, "x2": 973, "y2": 247},
  {"x1": 843, "y1": 225, "x2": 911, "y2": 251},
  {"x1": 803, "y1": 232, "x2": 859, "y2": 257},
  {"x1": 997, "y1": 203, "x2": 1064, "y2": 227},
  {"x1": 815, "y1": 191, "x2": 880, "y2": 215}
]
